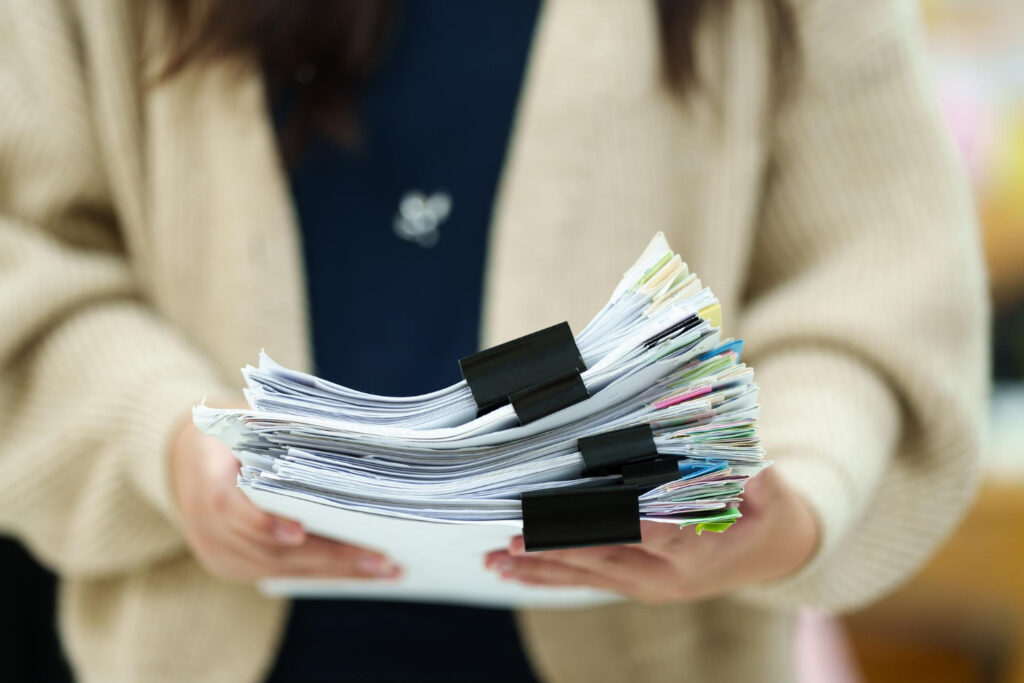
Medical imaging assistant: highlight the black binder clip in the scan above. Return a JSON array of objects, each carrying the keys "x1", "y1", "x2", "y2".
[
  {"x1": 459, "y1": 322, "x2": 588, "y2": 424},
  {"x1": 579, "y1": 424, "x2": 659, "y2": 475},
  {"x1": 641, "y1": 313, "x2": 703, "y2": 349},
  {"x1": 579, "y1": 424, "x2": 680, "y2": 488},
  {"x1": 620, "y1": 459, "x2": 681, "y2": 488},
  {"x1": 521, "y1": 485, "x2": 642, "y2": 551}
]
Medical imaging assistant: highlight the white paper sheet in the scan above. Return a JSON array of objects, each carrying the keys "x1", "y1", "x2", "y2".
[{"x1": 248, "y1": 486, "x2": 624, "y2": 608}]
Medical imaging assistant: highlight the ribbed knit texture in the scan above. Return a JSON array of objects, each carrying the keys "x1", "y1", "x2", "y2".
[{"x1": 0, "y1": 0, "x2": 987, "y2": 681}]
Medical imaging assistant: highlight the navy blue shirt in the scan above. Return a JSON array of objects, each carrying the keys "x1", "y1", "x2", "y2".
[
  {"x1": 291, "y1": 1, "x2": 540, "y2": 396},
  {"x1": 267, "y1": 2, "x2": 541, "y2": 680}
]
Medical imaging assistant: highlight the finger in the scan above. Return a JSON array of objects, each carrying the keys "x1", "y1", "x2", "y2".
[
  {"x1": 520, "y1": 543, "x2": 675, "y2": 589},
  {"x1": 489, "y1": 552, "x2": 625, "y2": 592},
  {"x1": 188, "y1": 520, "x2": 286, "y2": 583},
  {"x1": 220, "y1": 484, "x2": 307, "y2": 547},
  {"x1": 508, "y1": 534, "x2": 674, "y2": 578},
  {"x1": 484, "y1": 548, "x2": 510, "y2": 569},
  {"x1": 641, "y1": 518, "x2": 749, "y2": 566},
  {"x1": 507, "y1": 525, "x2": 699, "y2": 566},
  {"x1": 637, "y1": 519, "x2": 695, "y2": 555},
  {"x1": 507, "y1": 516, "x2": 725, "y2": 554},
  {"x1": 508, "y1": 532, "x2": 672, "y2": 556},
  {"x1": 261, "y1": 535, "x2": 402, "y2": 579},
  {"x1": 198, "y1": 437, "x2": 307, "y2": 546},
  {"x1": 737, "y1": 473, "x2": 782, "y2": 520},
  {"x1": 208, "y1": 521, "x2": 401, "y2": 581}
]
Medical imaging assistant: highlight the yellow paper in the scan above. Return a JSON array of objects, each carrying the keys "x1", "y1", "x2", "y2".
[{"x1": 698, "y1": 302, "x2": 722, "y2": 329}]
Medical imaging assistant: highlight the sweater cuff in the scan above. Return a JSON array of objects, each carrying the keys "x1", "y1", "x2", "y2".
[
  {"x1": 737, "y1": 346, "x2": 900, "y2": 607},
  {"x1": 124, "y1": 367, "x2": 239, "y2": 529}
]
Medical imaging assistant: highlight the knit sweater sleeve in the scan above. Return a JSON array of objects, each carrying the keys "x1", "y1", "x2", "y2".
[
  {"x1": 735, "y1": 0, "x2": 989, "y2": 611},
  {"x1": 0, "y1": 0, "x2": 232, "y2": 576}
]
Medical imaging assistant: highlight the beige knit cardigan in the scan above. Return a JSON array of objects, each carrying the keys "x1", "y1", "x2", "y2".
[{"x1": 0, "y1": 0, "x2": 988, "y2": 681}]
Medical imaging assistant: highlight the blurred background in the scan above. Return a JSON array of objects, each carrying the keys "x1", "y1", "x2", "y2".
[
  {"x1": 824, "y1": 1, "x2": 1024, "y2": 682},
  {"x1": 0, "y1": 1, "x2": 1021, "y2": 681}
]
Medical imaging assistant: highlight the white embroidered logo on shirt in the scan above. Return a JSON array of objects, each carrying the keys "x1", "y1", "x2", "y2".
[{"x1": 393, "y1": 190, "x2": 452, "y2": 248}]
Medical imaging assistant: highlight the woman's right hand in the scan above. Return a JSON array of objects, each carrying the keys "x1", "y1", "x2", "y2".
[{"x1": 169, "y1": 406, "x2": 402, "y2": 583}]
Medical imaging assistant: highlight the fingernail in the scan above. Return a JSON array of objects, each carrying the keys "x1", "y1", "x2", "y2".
[
  {"x1": 509, "y1": 537, "x2": 527, "y2": 555},
  {"x1": 358, "y1": 556, "x2": 400, "y2": 577},
  {"x1": 494, "y1": 558, "x2": 515, "y2": 573},
  {"x1": 273, "y1": 520, "x2": 304, "y2": 545}
]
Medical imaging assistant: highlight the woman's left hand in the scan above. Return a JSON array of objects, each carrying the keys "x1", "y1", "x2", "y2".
[{"x1": 484, "y1": 468, "x2": 819, "y2": 603}]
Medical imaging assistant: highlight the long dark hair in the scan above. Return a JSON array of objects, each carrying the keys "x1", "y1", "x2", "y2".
[{"x1": 161, "y1": 0, "x2": 794, "y2": 158}]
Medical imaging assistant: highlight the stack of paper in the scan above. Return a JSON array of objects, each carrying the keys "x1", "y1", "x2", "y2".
[{"x1": 195, "y1": 233, "x2": 766, "y2": 608}]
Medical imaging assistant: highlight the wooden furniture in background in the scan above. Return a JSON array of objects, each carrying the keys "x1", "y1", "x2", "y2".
[{"x1": 844, "y1": 480, "x2": 1024, "y2": 683}]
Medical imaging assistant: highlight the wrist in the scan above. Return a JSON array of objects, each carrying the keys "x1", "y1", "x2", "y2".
[
  {"x1": 774, "y1": 482, "x2": 821, "y2": 580},
  {"x1": 168, "y1": 409, "x2": 204, "y2": 525},
  {"x1": 743, "y1": 468, "x2": 821, "y2": 584}
]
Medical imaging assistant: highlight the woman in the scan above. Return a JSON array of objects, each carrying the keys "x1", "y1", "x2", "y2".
[{"x1": 0, "y1": 0, "x2": 987, "y2": 681}]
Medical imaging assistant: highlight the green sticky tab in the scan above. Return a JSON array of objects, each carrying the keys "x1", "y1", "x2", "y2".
[
  {"x1": 694, "y1": 521, "x2": 735, "y2": 535},
  {"x1": 675, "y1": 507, "x2": 742, "y2": 534}
]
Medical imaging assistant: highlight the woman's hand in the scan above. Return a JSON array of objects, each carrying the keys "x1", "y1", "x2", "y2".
[
  {"x1": 484, "y1": 467, "x2": 818, "y2": 603},
  {"x1": 169, "y1": 406, "x2": 402, "y2": 583}
]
